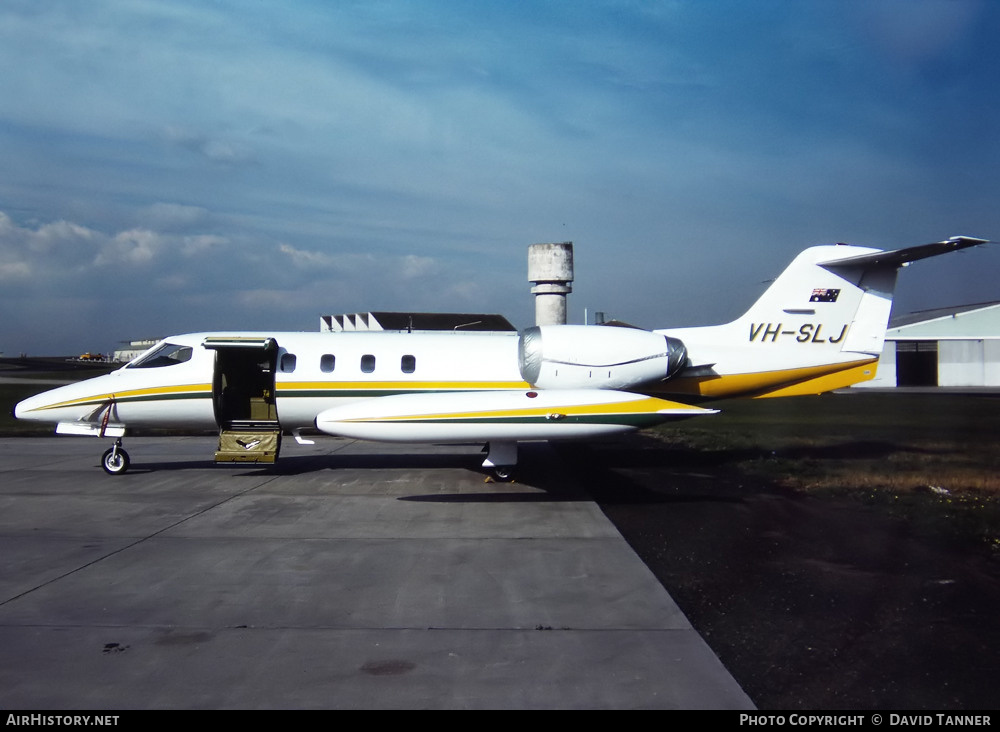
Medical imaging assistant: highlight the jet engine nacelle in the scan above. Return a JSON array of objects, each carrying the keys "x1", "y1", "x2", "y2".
[{"x1": 518, "y1": 325, "x2": 687, "y2": 390}]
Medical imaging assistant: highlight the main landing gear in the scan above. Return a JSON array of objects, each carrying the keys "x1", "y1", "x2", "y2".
[
  {"x1": 482, "y1": 441, "x2": 517, "y2": 482},
  {"x1": 101, "y1": 438, "x2": 130, "y2": 475},
  {"x1": 490, "y1": 466, "x2": 513, "y2": 481}
]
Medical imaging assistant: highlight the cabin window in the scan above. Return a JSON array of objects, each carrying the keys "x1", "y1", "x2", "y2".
[
  {"x1": 320, "y1": 354, "x2": 336, "y2": 373},
  {"x1": 129, "y1": 343, "x2": 193, "y2": 368},
  {"x1": 360, "y1": 354, "x2": 376, "y2": 373},
  {"x1": 280, "y1": 353, "x2": 297, "y2": 373},
  {"x1": 401, "y1": 355, "x2": 416, "y2": 373}
]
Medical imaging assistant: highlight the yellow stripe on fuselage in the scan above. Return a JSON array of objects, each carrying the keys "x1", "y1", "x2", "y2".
[
  {"x1": 338, "y1": 396, "x2": 701, "y2": 423},
  {"x1": 32, "y1": 383, "x2": 213, "y2": 412},
  {"x1": 652, "y1": 358, "x2": 879, "y2": 400}
]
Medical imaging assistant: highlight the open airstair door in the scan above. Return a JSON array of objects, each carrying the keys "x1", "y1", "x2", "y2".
[{"x1": 204, "y1": 336, "x2": 282, "y2": 464}]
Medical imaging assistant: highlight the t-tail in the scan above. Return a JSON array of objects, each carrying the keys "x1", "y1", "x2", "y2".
[{"x1": 655, "y1": 236, "x2": 989, "y2": 400}]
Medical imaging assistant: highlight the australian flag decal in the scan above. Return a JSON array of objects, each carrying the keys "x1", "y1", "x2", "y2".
[{"x1": 809, "y1": 288, "x2": 840, "y2": 303}]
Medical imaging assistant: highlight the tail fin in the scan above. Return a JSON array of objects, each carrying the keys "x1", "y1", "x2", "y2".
[
  {"x1": 660, "y1": 236, "x2": 988, "y2": 398},
  {"x1": 735, "y1": 236, "x2": 987, "y2": 357}
]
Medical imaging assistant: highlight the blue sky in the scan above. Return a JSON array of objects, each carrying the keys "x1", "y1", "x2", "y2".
[{"x1": 2, "y1": 0, "x2": 999, "y2": 354}]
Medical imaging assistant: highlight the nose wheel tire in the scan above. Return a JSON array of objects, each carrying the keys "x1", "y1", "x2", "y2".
[{"x1": 101, "y1": 446, "x2": 130, "y2": 475}]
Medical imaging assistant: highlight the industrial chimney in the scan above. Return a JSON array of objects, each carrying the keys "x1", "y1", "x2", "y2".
[{"x1": 528, "y1": 242, "x2": 574, "y2": 326}]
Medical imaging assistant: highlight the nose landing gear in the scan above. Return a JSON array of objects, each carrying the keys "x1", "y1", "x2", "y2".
[{"x1": 101, "y1": 439, "x2": 130, "y2": 475}]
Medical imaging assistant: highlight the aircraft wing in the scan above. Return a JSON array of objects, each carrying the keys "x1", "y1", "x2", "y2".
[{"x1": 315, "y1": 389, "x2": 715, "y2": 442}]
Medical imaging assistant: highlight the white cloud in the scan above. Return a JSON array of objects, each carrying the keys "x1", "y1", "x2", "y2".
[
  {"x1": 97, "y1": 229, "x2": 162, "y2": 266},
  {"x1": 0, "y1": 211, "x2": 225, "y2": 286},
  {"x1": 235, "y1": 288, "x2": 294, "y2": 310},
  {"x1": 139, "y1": 202, "x2": 210, "y2": 230},
  {"x1": 163, "y1": 126, "x2": 257, "y2": 166},
  {"x1": 181, "y1": 234, "x2": 228, "y2": 256},
  {"x1": 400, "y1": 254, "x2": 434, "y2": 279},
  {"x1": 0, "y1": 260, "x2": 31, "y2": 281},
  {"x1": 0, "y1": 212, "x2": 99, "y2": 279},
  {"x1": 278, "y1": 242, "x2": 338, "y2": 269}
]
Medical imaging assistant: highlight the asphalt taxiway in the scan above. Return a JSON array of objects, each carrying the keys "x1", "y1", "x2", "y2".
[{"x1": 0, "y1": 435, "x2": 753, "y2": 709}]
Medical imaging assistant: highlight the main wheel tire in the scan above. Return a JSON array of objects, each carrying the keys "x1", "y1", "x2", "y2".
[
  {"x1": 493, "y1": 466, "x2": 513, "y2": 481},
  {"x1": 101, "y1": 447, "x2": 130, "y2": 475}
]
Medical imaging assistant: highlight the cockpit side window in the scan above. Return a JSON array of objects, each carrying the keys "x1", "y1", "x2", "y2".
[{"x1": 129, "y1": 343, "x2": 194, "y2": 368}]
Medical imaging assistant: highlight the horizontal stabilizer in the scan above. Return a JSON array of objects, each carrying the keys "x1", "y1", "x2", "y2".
[{"x1": 819, "y1": 236, "x2": 988, "y2": 271}]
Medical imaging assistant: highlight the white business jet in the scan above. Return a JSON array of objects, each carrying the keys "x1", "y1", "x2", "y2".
[{"x1": 14, "y1": 236, "x2": 988, "y2": 477}]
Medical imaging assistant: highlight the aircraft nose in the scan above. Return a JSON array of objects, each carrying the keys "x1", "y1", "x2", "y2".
[
  {"x1": 13, "y1": 394, "x2": 37, "y2": 421},
  {"x1": 13, "y1": 387, "x2": 65, "y2": 422}
]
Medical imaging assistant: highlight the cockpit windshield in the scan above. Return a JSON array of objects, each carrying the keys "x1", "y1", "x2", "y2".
[{"x1": 128, "y1": 343, "x2": 194, "y2": 369}]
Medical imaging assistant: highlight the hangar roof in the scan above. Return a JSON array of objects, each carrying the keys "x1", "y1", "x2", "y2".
[{"x1": 887, "y1": 301, "x2": 1000, "y2": 339}]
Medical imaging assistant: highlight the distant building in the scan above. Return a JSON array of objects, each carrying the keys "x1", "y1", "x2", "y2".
[
  {"x1": 113, "y1": 339, "x2": 161, "y2": 363},
  {"x1": 320, "y1": 312, "x2": 516, "y2": 333},
  {"x1": 858, "y1": 302, "x2": 1000, "y2": 388}
]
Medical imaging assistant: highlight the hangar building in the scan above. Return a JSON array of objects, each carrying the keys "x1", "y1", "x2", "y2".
[
  {"x1": 113, "y1": 339, "x2": 160, "y2": 363},
  {"x1": 320, "y1": 312, "x2": 515, "y2": 333},
  {"x1": 860, "y1": 301, "x2": 1000, "y2": 388}
]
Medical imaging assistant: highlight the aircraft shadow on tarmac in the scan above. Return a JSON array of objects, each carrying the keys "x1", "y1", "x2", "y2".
[
  {"x1": 124, "y1": 453, "x2": 473, "y2": 476},
  {"x1": 123, "y1": 438, "x2": 928, "y2": 474},
  {"x1": 102, "y1": 435, "x2": 941, "y2": 508},
  {"x1": 121, "y1": 441, "x2": 594, "y2": 502}
]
